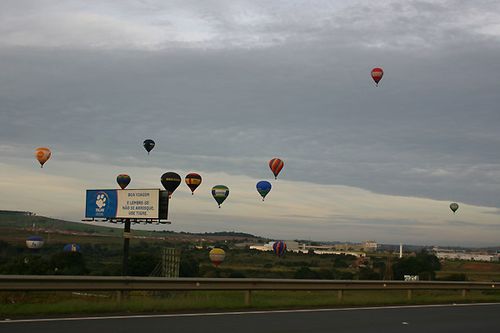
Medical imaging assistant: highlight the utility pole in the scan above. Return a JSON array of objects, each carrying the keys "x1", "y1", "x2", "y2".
[{"x1": 122, "y1": 219, "x2": 131, "y2": 276}]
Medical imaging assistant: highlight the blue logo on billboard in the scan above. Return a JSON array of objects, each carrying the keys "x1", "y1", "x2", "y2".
[{"x1": 86, "y1": 190, "x2": 118, "y2": 218}]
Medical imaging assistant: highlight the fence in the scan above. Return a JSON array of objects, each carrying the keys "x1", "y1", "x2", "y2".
[{"x1": 0, "y1": 275, "x2": 496, "y2": 305}]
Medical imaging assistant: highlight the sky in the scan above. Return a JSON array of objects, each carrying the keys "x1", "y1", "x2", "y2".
[{"x1": 0, "y1": 0, "x2": 499, "y2": 246}]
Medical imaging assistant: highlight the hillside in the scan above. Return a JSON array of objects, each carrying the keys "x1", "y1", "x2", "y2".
[{"x1": 0, "y1": 211, "x2": 265, "y2": 246}]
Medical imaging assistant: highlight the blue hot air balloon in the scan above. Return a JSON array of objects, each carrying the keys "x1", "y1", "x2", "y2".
[
  {"x1": 256, "y1": 181, "x2": 272, "y2": 201},
  {"x1": 26, "y1": 236, "x2": 44, "y2": 250},
  {"x1": 63, "y1": 243, "x2": 81, "y2": 253}
]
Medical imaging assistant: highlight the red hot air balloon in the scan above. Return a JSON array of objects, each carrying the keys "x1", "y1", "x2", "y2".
[
  {"x1": 371, "y1": 67, "x2": 384, "y2": 86},
  {"x1": 185, "y1": 173, "x2": 202, "y2": 195},
  {"x1": 269, "y1": 158, "x2": 284, "y2": 179}
]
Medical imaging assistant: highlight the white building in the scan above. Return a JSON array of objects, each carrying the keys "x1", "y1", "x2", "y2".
[{"x1": 435, "y1": 249, "x2": 499, "y2": 262}]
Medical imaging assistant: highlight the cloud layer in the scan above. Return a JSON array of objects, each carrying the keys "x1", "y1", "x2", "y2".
[{"x1": 0, "y1": 1, "x2": 499, "y2": 245}]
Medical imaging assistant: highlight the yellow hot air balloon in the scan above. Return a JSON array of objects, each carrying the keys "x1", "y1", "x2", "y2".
[
  {"x1": 35, "y1": 147, "x2": 51, "y2": 168},
  {"x1": 209, "y1": 248, "x2": 226, "y2": 267}
]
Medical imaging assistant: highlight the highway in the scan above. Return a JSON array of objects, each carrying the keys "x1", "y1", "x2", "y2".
[{"x1": 1, "y1": 303, "x2": 499, "y2": 333}]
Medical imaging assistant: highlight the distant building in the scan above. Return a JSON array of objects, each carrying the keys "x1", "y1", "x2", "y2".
[
  {"x1": 435, "y1": 248, "x2": 499, "y2": 262},
  {"x1": 249, "y1": 241, "x2": 366, "y2": 257},
  {"x1": 363, "y1": 241, "x2": 378, "y2": 252}
]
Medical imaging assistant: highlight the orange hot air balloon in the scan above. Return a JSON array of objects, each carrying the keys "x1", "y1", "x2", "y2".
[
  {"x1": 35, "y1": 147, "x2": 51, "y2": 168},
  {"x1": 269, "y1": 158, "x2": 284, "y2": 179},
  {"x1": 371, "y1": 67, "x2": 384, "y2": 86}
]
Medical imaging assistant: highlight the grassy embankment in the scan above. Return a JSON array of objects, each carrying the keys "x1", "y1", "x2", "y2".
[{"x1": 1, "y1": 289, "x2": 499, "y2": 317}]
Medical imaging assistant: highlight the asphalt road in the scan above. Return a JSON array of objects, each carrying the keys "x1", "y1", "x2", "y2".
[{"x1": 1, "y1": 303, "x2": 499, "y2": 333}]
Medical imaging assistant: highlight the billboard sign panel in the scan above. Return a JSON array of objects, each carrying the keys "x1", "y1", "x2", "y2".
[{"x1": 86, "y1": 189, "x2": 160, "y2": 219}]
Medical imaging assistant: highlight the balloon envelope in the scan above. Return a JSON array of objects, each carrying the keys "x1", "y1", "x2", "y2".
[
  {"x1": 26, "y1": 236, "x2": 44, "y2": 249},
  {"x1": 35, "y1": 147, "x2": 51, "y2": 168},
  {"x1": 209, "y1": 248, "x2": 226, "y2": 267},
  {"x1": 143, "y1": 139, "x2": 155, "y2": 154},
  {"x1": 273, "y1": 241, "x2": 287, "y2": 257},
  {"x1": 256, "y1": 180, "x2": 272, "y2": 201},
  {"x1": 269, "y1": 158, "x2": 284, "y2": 179},
  {"x1": 185, "y1": 173, "x2": 202, "y2": 194},
  {"x1": 212, "y1": 185, "x2": 229, "y2": 207},
  {"x1": 161, "y1": 172, "x2": 182, "y2": 196},
  {"x1": 63, "y1": 243, "x2": 81, "y2": 253},
  {"x1": 371, "y1": 67, "x2": 384, "y2": 86},
  {"x1": 450, "y1": 202, "x2": 459, "y2": 213},
  {"x1": 116, "y1": 174, "x2": 131, "y2": 190}
]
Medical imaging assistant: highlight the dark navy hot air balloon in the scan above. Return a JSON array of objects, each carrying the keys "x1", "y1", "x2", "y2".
[
  {"x1": 256, "y1": 180, "x2": 272, "y2": 201},
  {"x1": 273, "y1": 241, "x2": 287, "y2": 257},
  {"x1": 143, "y1": 139, "x2": 155, "y2": 155},
  {"x1": 116, "y1": 174, "x2": 131, "y2": 190},
  {"x1": 161, "y1": 172, "x2": 181, "y2": 197}
]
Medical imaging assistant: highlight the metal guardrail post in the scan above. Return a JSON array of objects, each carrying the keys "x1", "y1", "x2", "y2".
[
  {"x1": 407, "y1": 289, "x2": 412, "y2": 300},
  {"x1": 244, "y1": 290, "x2": 252, "y2": 306},
  {"x1": 338, "y1": 289, "x2": 343, "y2": 301},
  {"x1": 462, "y1": 289, "x2": 467, "y2": 298}
]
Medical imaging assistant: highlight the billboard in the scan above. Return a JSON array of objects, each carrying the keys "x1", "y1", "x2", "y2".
[{"x1": 86, "y1": 189, "x2": 160, "y2": 219}]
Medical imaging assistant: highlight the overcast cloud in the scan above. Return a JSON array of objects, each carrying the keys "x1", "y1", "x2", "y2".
[{"x1": 0, "y1": 0, "x2": 499, "y2": 246}]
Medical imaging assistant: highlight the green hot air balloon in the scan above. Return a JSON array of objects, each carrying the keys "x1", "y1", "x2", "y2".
[
  {"x1": 161, "y1": 172, "x2": 181, "y2": 197},
  {"x1": 212, "y1": 185, "x2": 229, "y2": 208},
  {"x1": 450, "y1": 202, "x2": 459, "y2": 214}
]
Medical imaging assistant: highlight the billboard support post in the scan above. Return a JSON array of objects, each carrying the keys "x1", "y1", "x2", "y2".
[{"x1": 122, "y1": 219, "x2": 131, "y2": 276}]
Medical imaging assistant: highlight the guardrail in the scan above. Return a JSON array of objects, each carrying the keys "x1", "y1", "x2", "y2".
[{"x1": 0, "y1": 275, "x2": 496, "y2": 304}]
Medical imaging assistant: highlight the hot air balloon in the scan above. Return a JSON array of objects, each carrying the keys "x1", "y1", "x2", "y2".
[
  {"x1": 116, "y1": 174, "x2": 131, "y2": 190},
  {"x1": 161, "y1": 172, "x2": 181, "y2": 197},
  {"x1": 269, "y1": 158, "x2": 284, "y2": 179},
  {"x1": 212, "y1": 185, "x2": 229, "y2": 208},
  {"x1": 185, "y1": 173, "x2": 202, "y2": 195},
  {"x1": 63, "y1": 243, "x2": 81, "y2": 253},
  {"x1": 26, "y1": 236, "x2": 44, "y2": 250},
  {"x1": 371, "y1": 67, "x2": 384, "y2": 86},
  {"x1": 273, "y1": 240, "x2": 287, "y2": 257},
  {"x1": 256, "y1": 180, "x2": 272, "y2": 201},
  {"x1": 35, "y1": 147, "x2": 51, "y2": 168},
  {"x1": 450, "y1": 202, "x2": 459, "y2": 214},
  {"x1": 143, "y1": 139, "x2": 155, "y2": 155},
  {"x1": 209, "y1": 248, "x2": 226, "y2": 267}
]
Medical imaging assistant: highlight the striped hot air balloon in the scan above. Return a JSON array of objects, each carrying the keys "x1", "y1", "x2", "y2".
[
  {"x1": 269, "y1": 158, "x2": 284, "y2": 179},
  {"x1": 273, "y1": 241, "x2": 287, "y2": 257}
]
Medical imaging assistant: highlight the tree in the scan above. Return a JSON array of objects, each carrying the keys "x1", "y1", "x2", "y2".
[
  {"x1": 179, "y1": 255, "x2": 200, "y2": 277},
  {"x1": 128, "y1": 253, "x2": 159, "y2": 276},
  {"x1": 392, "y1": 251, "x2": 441, "y2": 280},
  {"x1": 294, "y1": 266, "x2": 319, "y2": 279},
  {"x1": 50, "y1": 252, "x2": 88, "y2": 275}
]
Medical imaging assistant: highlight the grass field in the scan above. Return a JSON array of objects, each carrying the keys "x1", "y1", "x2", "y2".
[
  {"x1": 438, "y1": 260, "x2": 500, "y2": 281},
  {"x1": 0, "y1": 289, "x2": 499, "y2": 317}
]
